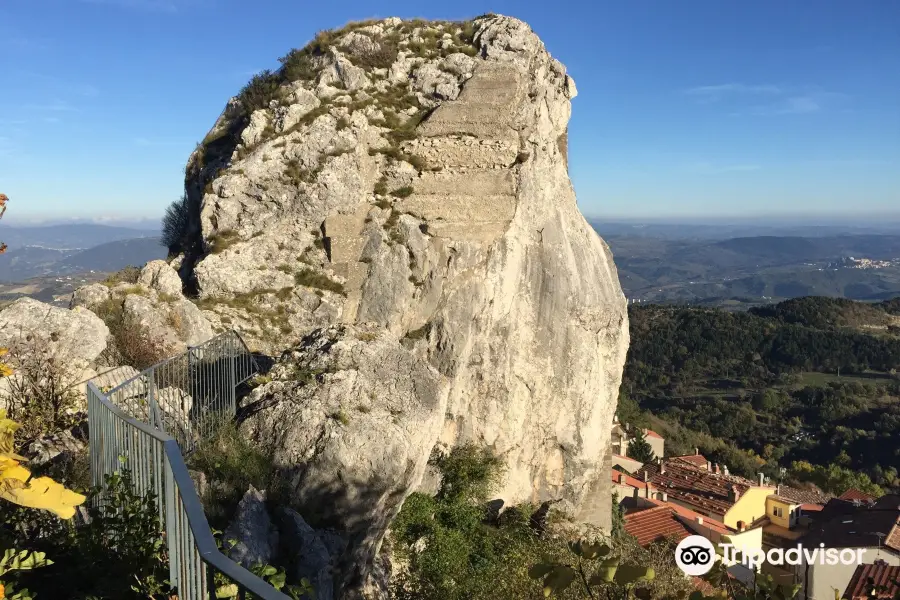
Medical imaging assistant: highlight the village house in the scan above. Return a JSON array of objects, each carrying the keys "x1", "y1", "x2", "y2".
[
  {"x1": 797, "y1": 494, "x2": 900, "y2": 600},
  {"x1": 610, "y1": 415, "x2": 665, "y2": 460},
  {"x1": 637, "y1": 460, "x2": 775, "y2": 530}
]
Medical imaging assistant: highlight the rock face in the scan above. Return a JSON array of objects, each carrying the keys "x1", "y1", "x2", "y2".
[
  {"x1": 178, "y1": 13, "x2": 628, "y2": 597},
  {"x1": 224, "y1": 486, "x2": 280, "y2": 568},
  {"x1": 0, "y1": 298, "x2": 110, "y2": 370}
]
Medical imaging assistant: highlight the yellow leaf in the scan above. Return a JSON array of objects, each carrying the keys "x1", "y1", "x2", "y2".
[{"x1": 0, "y1": 456, "x2": 86, "y2": 519}]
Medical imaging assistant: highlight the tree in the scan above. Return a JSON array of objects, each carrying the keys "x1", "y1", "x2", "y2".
[
  {"x1": 626, "y1": 428, "x2": 656, "y2": 463},
  {"x1": 161, "y1": 194, "x2": 191, "y2": 254}
]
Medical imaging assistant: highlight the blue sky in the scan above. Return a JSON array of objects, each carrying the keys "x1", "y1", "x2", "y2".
[{"x1": 1, "y1": 0, "x2": 898, "y2": 225}]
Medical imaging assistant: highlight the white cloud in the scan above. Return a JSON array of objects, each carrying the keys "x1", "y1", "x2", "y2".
[
  {"x1": 683, "y1": 161, "x2": 761, "y2": 174},
  {"x1": 683, "y1": 83, "x2": 783, "y2": 103},
  {"x1": 686, "y1": 83, "x2": 848, "y2": 116}
]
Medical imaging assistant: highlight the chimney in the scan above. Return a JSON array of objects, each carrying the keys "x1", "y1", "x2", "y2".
[
  {"x1": 737, "y1": 520, "x2": 745, "y2": 532},
  {"x1": 643, "y1": 470, "x2": 649, "y2": 482},
  {"x1": 758, "y1": 473, "x2": 765, "y2": 486},
  {"x1": 696, "y1": 516, "x2": 704, "y2": 525},
  {"x1": 660, "y1": 463, "x2": 666, "y2": 475},
  {"x1": 776, "y1": 484, "x2": 781, "y2": 495},
  {"x1": 705, "y1": 460, "x2": 712, "y2": 471},
  {"x1": 662, "y1": 492, "x2": 668, "y2": 502},
  {"x1": 712, "y1": 463, "x2": 720, "y2": 474},
  {"x1": 723, "y1": 465, "x2": 729, "y2": 476},
  {"x1": 729, "y1": 485, "x2": 741, "y2": 503},
  {"x1": 694, "y1": 447, "x2": 700, "y2": 456}
]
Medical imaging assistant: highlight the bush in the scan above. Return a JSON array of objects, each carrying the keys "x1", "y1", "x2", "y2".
[
  {"x1": 238, "y1": 70, "x2": 282, "y2": 113},
  {"x1": 391, "y1": 445, "x2": 559, "y2": 600},
  {"x1": 1, "y1": 466, "x2": 169, "y2": 599},
  {"x1": 161, "y1": 194, "x2": 192, "y2": 254},
  {"x1": 101, "y1": 265, "x2": 141, "y2": 287},
  {"x1": 186, "y1": 420, "x2": 280, "y2": 528},
  {"x1": 293, "y1": 268, "x2": 345, "y2": 296},
  {"x1": 0, "y1": 341, "x2": 82, "y2": 444},
  {"x1": 94, "y1": 296, "x2": 176, "y2": 371}
]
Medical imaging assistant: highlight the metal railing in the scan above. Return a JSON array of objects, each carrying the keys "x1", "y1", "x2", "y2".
[{"x1": 87, "y1": 330, "x2": 290, "y2": 600}]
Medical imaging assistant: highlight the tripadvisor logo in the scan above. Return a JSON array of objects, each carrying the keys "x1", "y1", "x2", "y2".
[
  {"x1": 675, "y1": 536, "x2": 716, "y2": 576},
  {"x1": 675, "y1": 535, "x2": 866, "y2": 575}
]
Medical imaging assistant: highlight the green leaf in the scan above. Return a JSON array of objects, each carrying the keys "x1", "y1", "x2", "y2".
[
  {"x1": 613, "y1": 565, "x2": 655, "y2": 585},
  {"x1": 528, "y1": 563, "x2": 556, "y2": 579},
  {"x1": 268, "y1": 569, "x2": 286, "y2": 589},
  {"x1": 216, "y1": 583, "x2": 239, "y2": 598},
  {"x1": 579, "y1": 542, "x2": 611, "y2": 560},
  {"x1": 543, "y1": 565, "x2": 577, "y2": 596},
  {"x1": 589, "y1": 558, "x2": 620, "y2": 584}
]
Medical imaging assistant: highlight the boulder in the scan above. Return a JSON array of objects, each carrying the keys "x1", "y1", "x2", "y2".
[
  {"x1": 280, "y1": 508, "x2": 339, "y2": 600},
  {"x1": 0, "y1": 298, "x2": 109, "y2": 370},
  {"x1": 121, "y1": 293, "x2": 214, "y2": 353},
  {"x1": 243, "y1": 325, "x2": 445, "y2": 594},
  {"x1": 224, "y1": 486, "x2": 279, "y2": 568},
  {"x1": 138, "y1": 260, "x2": 183, "y2": 296},
  {"x1": 69, "y1": 283, "x2": 111, "y2": 310}
]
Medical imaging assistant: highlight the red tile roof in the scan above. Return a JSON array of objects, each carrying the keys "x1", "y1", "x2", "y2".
[
  {"x1": 644, "y1": 429, "x2": 663, "y2": 439},
  {"x1": 777, "y1": 484, "x2": 833, "y2": 505},
  {"x1": 624, "y1": 505, "x2": 694, "y2": 547},
  {"x1": 611, "y1": 469, "x2": 645, "y2": 490},
  {"x1": 843, "y1": 562, "x2": 900, "y2": 600},
  {"x1": 840, "y1": 488, "x2": 877, "y2": 502},
  {"x1": 800, "y1": 503, "x2": 824, "y2": 512},
  {"x1": 643, "y1": 497, "x2": 733, "y2": 535},
  {"x1": 640, "y1": 461, "x2": 768, "y2": 515},
  {"x1": 673, "y1": 454, "x2": 708, "y2": 468}
]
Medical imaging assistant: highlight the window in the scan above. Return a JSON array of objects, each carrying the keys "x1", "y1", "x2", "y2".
[{"x1": 773, "y1": 506, "x2": 784, "y2": 518}]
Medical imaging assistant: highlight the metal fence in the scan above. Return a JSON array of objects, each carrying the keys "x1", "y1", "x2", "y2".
[{"x1": 87, "y1": 330, "x2": 290, "y2": 600}]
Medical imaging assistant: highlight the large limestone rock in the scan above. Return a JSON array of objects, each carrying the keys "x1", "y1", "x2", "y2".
[
  {"x1": 138, "y1": 260, "x2": 184, "y2": 296},
  {"x1": 0, "y1": 298, "x2": 111, "y2": 409},
  {"x1": 243, "y1": 325, "x2": 445, "y2": 594},
  {"x1": 180, "y1": 13, "x2": 628, "y2": 596},
  {"x1": 0, "y1": 298, "x2": 109, "y2": 370}
]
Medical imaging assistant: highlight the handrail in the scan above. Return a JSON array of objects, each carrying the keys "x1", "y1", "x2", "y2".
[{"x1": 87, "y1": 331, "x2": 289, "y2": 600}]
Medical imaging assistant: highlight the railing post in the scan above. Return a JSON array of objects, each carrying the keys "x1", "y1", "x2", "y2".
[
  {"x1": 230, "y1": 335, "x2": 237, "y2": 417},
  {"x1": 148, "y1": 368, "x2": 159, "y2": 430}
]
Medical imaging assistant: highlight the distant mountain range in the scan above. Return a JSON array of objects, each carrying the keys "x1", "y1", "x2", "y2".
[
  {"x1": 0, "y1": 224, "x2": 167, "y2": 282},
  {"x1": 596, "y1": 227, "x2": 900, "y2": 308},
  {"x1": 0, "y1": 223, "x2": 160, "y2": 251}
]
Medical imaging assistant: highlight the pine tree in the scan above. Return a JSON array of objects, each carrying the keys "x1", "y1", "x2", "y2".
[{"x1": 626, "y1": 428, "x2": 656, "y2": 463}]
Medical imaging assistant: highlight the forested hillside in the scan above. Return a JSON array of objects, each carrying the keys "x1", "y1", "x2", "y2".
[{"x1": 620, "y1": 296, "x2": 900, "y2": 495}]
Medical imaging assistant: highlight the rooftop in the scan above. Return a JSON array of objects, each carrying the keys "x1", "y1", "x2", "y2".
[
  {"x1": 843, "y1": 562, "x2": 900, "y2": 600},
  {"x1": 640, "y1": 460, "x2": 768, "y2": 515},
  {"x1": 672, "y1": 453, "x2": 708, "y2": 468},
  {"x1": 802, "y1": 497, "x2": 900, "y2": 552},
  {"x1": 611, "y1": 469, "x2": 645, "y2": 490},
  {"x1": 623, "y1": 505, "x2": 694, "y2": 547},
  {"x1": 840, "y1": 488, "x2": 877, "y2": 503},
  {"x1": 777, "y1": 484, "x2": 833, "y2": 506},
  {"x1": 643, "y1": 497, "x2": 733, "y2": 535},
  {"x1": 644, "y1": 429, "x2": 663, "y2": 440}
]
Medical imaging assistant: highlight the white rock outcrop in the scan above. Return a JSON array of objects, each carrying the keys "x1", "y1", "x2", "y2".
[
  {"x1": 138, "y1": 260, "x2": 184, "y2": 296},
  {"x1": 175, "y1": 13, "x2": 628, "y2": 596},
  {"x1": 0, "y1": 298, "x2": 109, "y2": 370}
]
